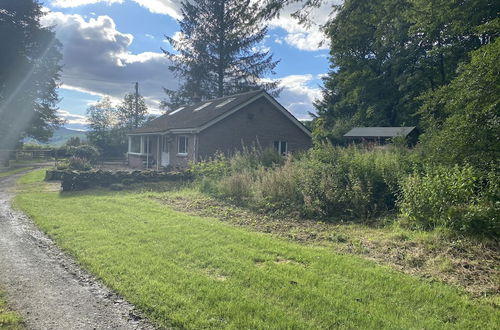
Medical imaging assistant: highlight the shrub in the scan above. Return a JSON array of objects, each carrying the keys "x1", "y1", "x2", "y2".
[
  {"x1": 56, "y1": 161, "x2": 69, "y2": 170},
  {"x1": 219, "y1": 171, "x2": 254, "y2": 204},
  {"x1": 254, "y1": 159, "x2": 303, "y2": 213},
  {"x1": 398, "y1": 164, "x2": 499, "y2": 237},
  {"x1": 190, "y1": 152, "x2": 229, "y2": 179},
  {"x1": 297, "y1": 145, "x2": 412, "y2": 219},
  {"x1": 69, "y1": 145, "x2": 100, "y2": 163},
  {"x1": 68, "y1": 157, "x2": 92, "y2": 171}
]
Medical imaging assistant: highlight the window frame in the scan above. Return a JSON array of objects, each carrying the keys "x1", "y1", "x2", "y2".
[
  {"x1": 274, "y1": 140, "x2": 288, "y2": 155},
  {"x1": 177, "y1": 135, "x2": 188, "y2": 156}
]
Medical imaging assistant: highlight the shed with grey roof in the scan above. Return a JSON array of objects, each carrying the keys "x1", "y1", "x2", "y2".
[{"x1": 344, "y1": 127, "x2": 417, "y2": 144}]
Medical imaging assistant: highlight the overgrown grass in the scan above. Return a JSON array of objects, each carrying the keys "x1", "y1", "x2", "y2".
[
  {"x1": 191, "y1": 145, "x2": 498, "y2": 237},
  {"x1": 0, "y1": 290, "x2": 23, "y2": 330},
  {"x1": 14, "y1": 172, "x2": 500, "y2": 329}
]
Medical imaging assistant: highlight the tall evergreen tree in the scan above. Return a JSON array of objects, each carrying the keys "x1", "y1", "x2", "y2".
[
  {"x1": 162, "y1": 0, "x2": 280, "y2": 108},
  {"x1": 0, "y1": 0, "x2": 63, "y2": 150}
]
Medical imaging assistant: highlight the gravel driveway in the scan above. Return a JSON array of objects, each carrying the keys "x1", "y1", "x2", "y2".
[{"x1": 0, "y1": 172, "x2": 155, "y2": 330}]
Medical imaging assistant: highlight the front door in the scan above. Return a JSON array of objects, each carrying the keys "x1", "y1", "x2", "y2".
[{"x1": 161, "y1": 135, "x2": 170, "y2": 167}]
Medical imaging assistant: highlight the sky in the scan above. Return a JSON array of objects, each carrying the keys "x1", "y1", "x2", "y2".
[{"x1": 41, "y1": 0, "x2": 334, "y2": 130}]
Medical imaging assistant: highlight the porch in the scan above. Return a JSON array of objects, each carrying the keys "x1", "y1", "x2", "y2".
[
  {"x1": 127, "y1": 134, "x2": 171, "y2": 170},
  {"x1": 127, "y1": 133, "x2": 195, "y2": 170}
]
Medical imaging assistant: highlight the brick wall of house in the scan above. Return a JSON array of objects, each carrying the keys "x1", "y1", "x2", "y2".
[
  {"x1": 197, "y1": 97, "x2": 312, "y2": 160},
  {"x1": 169, "y1": 133, "x2": 196, "y2": 169}
]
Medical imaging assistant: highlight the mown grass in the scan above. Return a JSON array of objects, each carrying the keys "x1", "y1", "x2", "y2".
[
  {"x1": 14, "y1": 171, "x2": 500, "y2": 329},
  {"x1": 0, "y1": 290, "x2": 23, "y2": 330},
  {"x1": 0, "y1": 167, "x2": 33, "y2": 178}
]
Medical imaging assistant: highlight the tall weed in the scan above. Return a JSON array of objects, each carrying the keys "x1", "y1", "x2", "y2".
[{"x1": 399, "y1": 164, "x2": 499, "y2": 237}]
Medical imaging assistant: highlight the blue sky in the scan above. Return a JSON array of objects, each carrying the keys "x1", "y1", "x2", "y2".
[{"x1": 42, "y1": 0, "x2": 333, "y2": 130}]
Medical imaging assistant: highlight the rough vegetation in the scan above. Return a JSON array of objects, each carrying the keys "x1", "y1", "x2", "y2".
[{"x1": 190, "y1": 146, "x2": 499, "y2": 239}]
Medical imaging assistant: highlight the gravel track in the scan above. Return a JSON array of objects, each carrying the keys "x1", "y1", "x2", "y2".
[{"x1": 0, "y1": 172, "x2": 156, "y2": 330}]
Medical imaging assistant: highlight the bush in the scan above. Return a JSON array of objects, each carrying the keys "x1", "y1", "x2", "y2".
[
  {"x1": 56, "y1": 161, "x2": 69, "y2": 170},
  {"x1": 399, "y1": 164, "x2": 499, "y2": 237},
  {"x1": 68, "y1": 157, "x2": 92, "y2": 171},
  {"x1": 295, "y1": 145, "x2": 412, "y2": 219},
  {"x1": 69, "y1": 145, "x2": 100, "y2": 163},
  {"x1": 193, "y1": 144, "x2": 414, "y2": 220},
  {"x1": 219, "y1": 171, "x2": 254, "y2": 204},
  {"x1": 254, "y1": 159, "x2": 303, "y2": 213}
]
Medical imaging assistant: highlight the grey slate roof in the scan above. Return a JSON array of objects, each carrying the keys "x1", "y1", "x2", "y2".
[
  {"x1": 130, "y1": 90, "x2": 264, "y2": 134},
  {"x1": 344, "y1": 127, "x2": 416, "y2": 138}
]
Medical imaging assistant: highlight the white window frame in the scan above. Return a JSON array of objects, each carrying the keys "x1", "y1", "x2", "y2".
[
  {"x1": 177, "y1": 135, "x2": 188, "y2": 156},
  {"x1": 128, "y1": 136, "x2": 142, "y2": 154},
  {"x1": 274, "y1": 140, "x2": 288, "y2": 155}
]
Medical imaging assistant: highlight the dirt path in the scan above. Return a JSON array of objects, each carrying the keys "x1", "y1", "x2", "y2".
[{"x1": 0, "y1": 172, "x2": 156, "y2": 330}]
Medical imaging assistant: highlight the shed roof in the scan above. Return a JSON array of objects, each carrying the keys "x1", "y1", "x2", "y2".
[
  {"x1": 344, "y1": 127, "x2": 416, "y2": 138},
  {"x1": 129, "y1": 89, "x2": 311, "y2": 136}
]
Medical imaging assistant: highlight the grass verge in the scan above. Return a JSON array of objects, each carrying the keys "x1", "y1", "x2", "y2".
[
  {"x1": 0, "y1": 167, "x2": 33, "y2": 178},
  {"x1": 0, "y1": 290, "x2": 23, "y2": 329},
  {"x1": 14, "y1": 171, "x2": 500, "y2": 329}
]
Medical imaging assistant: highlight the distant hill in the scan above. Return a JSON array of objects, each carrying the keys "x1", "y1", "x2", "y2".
[{"x1": 24, "y1": 127, "x2": 87, "y2": 146}]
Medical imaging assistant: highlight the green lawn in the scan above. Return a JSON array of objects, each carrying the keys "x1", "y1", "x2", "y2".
[
  {"x1": 0, "y1": 167, "x2": 33, "y2": 178},
  {"x1": 0, "y1": 290, "x2": 23, "y2": 330},
  {"x1": 14, "y1": 170, "x2": 500, "y2": 329}
]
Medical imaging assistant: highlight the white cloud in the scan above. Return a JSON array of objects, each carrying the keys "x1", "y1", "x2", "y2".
[
  {"x1": 57, "y1": 110, "x2": 88, "y2": 125},
  {"x1": 41, "y1": 11, "x2": 177, "y2": 114},
  {"x1": 276, "y1": 74, "x2": 322, "y2": 120},
  {"x1": 132, "y1": 0, "x2": 182, "y2": 19},
  {"x1": 268, "y1": 2, "x2": 336, "y2": 51},
  {"x1": 51, "y1": 0, "x2": 123, "y2": 7}
]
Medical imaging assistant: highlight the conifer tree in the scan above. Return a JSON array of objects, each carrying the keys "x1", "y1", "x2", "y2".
[
  {"x1": 0, "y1": 0, "x2": 62, "y2": 151},
  {"x1": 162, "y1": 0, "x2": 280, "y2": 108}
]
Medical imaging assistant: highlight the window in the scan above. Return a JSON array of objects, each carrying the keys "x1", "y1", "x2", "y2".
[
  {"x1": 169, "y1": 107, "x2": 184, "y2": 116},
  {"x1": 215, "y1": 98, "x2": 235, "y2": 108},
  {"x1": 194, "y1": 102, "x2": 212, "y2": 111},
  {"x1": 178, "y1": 135, "x2": 188, "y2": 155},
  {"x1": 129, "y1": 136, "x2": 141, "y2": 153},
  {"x1": 274, "y1": 140, "x2": 287, "y2": 155}
]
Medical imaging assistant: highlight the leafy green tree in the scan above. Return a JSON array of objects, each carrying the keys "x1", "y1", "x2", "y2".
[
  {"x1": 86, "y1": 97, "x2": 117, "y2": 153},
  {"x1": 419, "y1": 36, "x2": 500, "y2": 169},
  {"x1": 313, "y1": 0, "x2": 499, "y2": 143},
  {"x1": 314, "y1": 0, "x2": 417, "y2": 143},
  {"x1": 117, "y1": 92, "x2": 148, "y2": 129},
  {"x1": 0, "y1": 0, "x2": 63, "y2": 151},
  {"x1": 162, "y1": 0, "x2": 280, "y2": 108}
]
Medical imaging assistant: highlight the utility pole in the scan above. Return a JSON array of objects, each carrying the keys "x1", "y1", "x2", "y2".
[{"x1": 134, "y1": 82, "x2": 139, "y2": 128}]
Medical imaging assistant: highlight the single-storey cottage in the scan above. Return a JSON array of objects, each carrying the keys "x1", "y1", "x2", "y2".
[{"x1": 127, "y1": 90, "x2": 312, "y2": 169}]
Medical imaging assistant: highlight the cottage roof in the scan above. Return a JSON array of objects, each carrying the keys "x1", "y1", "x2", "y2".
[
  {"x1": 344, "y1": 127, "x2": 416, "y2": 138},
  {"x1": 129, "y1": 90, "x2": 311, "y2": 136}
]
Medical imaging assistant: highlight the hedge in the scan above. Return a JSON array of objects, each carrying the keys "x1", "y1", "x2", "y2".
[{"x1": 45, "y1": 169, "x2": 192, "y2": 191}]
